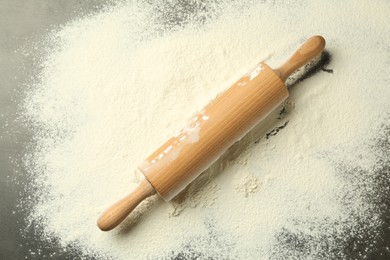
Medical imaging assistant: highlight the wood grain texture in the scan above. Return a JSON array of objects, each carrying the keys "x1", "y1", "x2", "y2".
[
  {"x1": 139, "y1": 64, "x2": 288, "y2": 200},
  {"x1": 97, "y1": 178, "x2": 156, "y2": 231}
]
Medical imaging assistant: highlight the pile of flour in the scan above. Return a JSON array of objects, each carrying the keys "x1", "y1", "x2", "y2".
[{"x1": 20, "y1": 0, "x2": 390, "y2": 259}]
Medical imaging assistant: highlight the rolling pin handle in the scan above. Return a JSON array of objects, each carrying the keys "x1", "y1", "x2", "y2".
[
  {"x1": 274, "y1": 35, "x2": 326, "y2": 82},
  {"x1": 97, "y1": 178, "x2": 156, "y2": 231}
]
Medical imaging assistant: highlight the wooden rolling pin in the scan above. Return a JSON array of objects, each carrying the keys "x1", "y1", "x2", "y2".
[{"x1": 97, "y1": 35, "x2": 326, "y2": 231}]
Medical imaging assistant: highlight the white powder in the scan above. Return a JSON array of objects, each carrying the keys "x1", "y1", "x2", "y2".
[{"x1": 20, "y1": 0, "x2": 390, "y2": 259}]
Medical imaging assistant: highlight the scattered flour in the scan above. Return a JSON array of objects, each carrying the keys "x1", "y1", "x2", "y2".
[
  {"x1": 235, "y1": 174, "x2": 259, "y2": 198},
  {"x1": 19, "y1": 0, "x2": 390, "y2": 259}
]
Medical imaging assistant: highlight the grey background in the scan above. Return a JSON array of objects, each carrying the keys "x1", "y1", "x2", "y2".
[
  {"x1": 1, "y1": 1, "x2": 390, "y2": 260},
  {"x1": 0, "y1": 1, "x2": 108, "y2": 259}
]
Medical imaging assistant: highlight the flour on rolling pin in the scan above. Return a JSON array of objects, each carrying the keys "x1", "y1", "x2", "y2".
[{"x1": 97, "y1": 36, "x2": 326, "y2": 231}]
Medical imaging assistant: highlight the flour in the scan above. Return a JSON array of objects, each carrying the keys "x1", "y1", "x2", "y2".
[
  {"x1": 235, "y1": 174, "x2": 259, "y2": 198},
  {"x1": 20, "y1": 0, "x2": 390, "y2": 259}
]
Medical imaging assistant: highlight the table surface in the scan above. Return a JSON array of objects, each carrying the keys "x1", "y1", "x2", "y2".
[
  {"x1": 1, "y1": 1, "x2": 390, "y2": 260},
  {"x1": 0, "y1": 2, "x2": 108, "y2": 259}
]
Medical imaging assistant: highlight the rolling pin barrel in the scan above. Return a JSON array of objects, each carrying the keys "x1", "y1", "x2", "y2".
[{"x1": 139, "y1": 64, "x2": 288, "y2": 200}]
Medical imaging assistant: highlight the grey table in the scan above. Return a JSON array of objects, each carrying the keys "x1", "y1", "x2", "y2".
[
  {"x1": 0, "y1": 2, "x2": 108, "y2": 259},
  {"x1": 1, "y1": 1, "x2": 390, "y2": 260}
]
